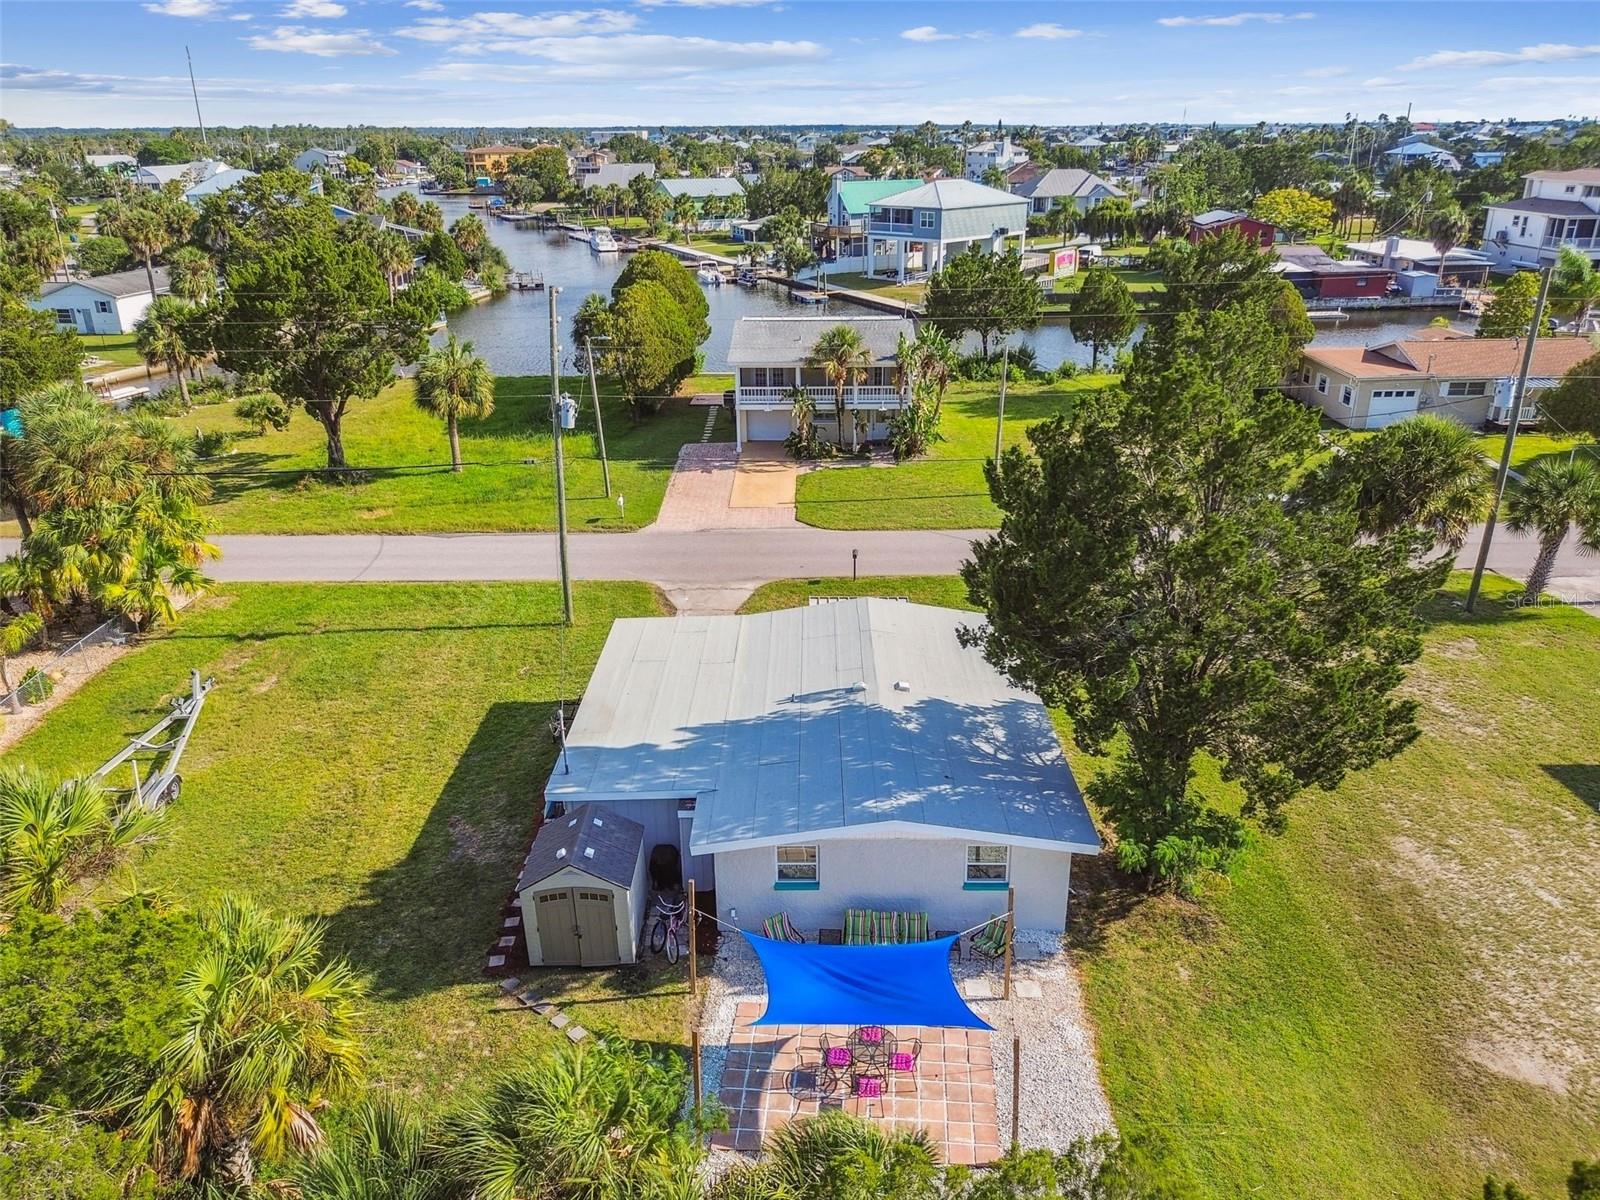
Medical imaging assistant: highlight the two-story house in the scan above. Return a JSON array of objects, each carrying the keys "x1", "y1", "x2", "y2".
[
  {"x1": 1011, "y1": 168, "x2": 1123, "y2": 217},
  {"x1": 1482, "y1": 169, "x2": 1600, "y2": 272},
  {"x1": 963, "y1": 137, "x2": 1029, "y2": 182},
  {"x1": 820, "y1": 177, "x2": 923, "y2": 270},
  {"x1": 464, "y1": 144, "x2": 526, "y2": 180},
  {"x1": 1285, "y1": 329, "x2": 1592, "y2": 430},
  {"x1": 726, "y1": 315, "x2": 915, "y2": 448},
  {"x1": 863, "y1": 179, "x2": 1029, "y2": 282}
]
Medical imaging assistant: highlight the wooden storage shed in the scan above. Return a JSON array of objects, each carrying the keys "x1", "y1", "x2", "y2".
[{"x1": 517, "y1": 804, "x2": 647, "y2": 968}]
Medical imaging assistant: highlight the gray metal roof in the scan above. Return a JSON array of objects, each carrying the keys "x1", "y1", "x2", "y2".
[
  {"x1": 516, "y1": 803, "x2": 644, "y2": 892},
  {"x1": 42, "y1": 265, "x2": 170, "y2": 299},
  {"x1": 1191, "y1": 209, "x2": 1247, "y2": 226},
  {"x1": 547, "y1": 601, "x2": 1101, "y2": 856},
  {"x1": 726, "y1": 316, "x2": 915, "y2": 367},
  {"x1": 867, "y1": 178, "x2": 1026, "y2": 212},
  {"x1": 1013, "y1": 169, "x2": 1122, "y2": 201},
  {"x1": 579, "y1": 163, "x2": 655, "y2": 189},
  {"x1": 1487, "y1": 196, "x2": 1598, "y2": 217},
  {"x1": 657, "y1": 177, "x2": 746, "y2": 198}
]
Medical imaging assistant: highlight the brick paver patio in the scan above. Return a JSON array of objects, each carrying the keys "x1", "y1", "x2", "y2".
[{"x1": 710, "y1": 1002, "x2": 1002, "y2": 1165}]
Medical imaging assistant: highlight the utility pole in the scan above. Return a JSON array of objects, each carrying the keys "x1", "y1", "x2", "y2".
[
  {"x1": 584, "y1": 337, "x2": 612, "y2": 497},
  {"x1": 548, "y1": 287, "x2": 574, "y2": 624},
  {"x1": 1467, "y1": 264, "x2": 1552, "y2": 613},
  {"x1": 993, "y1": 345, "x2": 1010, "y2": 462},
  {"x1": 185, "y1": 46, "x2": 208, "y2": 153}
]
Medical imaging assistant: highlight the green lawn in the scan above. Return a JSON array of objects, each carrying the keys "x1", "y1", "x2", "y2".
[
  {"x1": 793, "y1": 375, "x2": 1114, "y2": 530},
  {"x1": 78, "y1": 333, "x2": 144, "y2": 370},
  {"x1": 148, "y1": 377, "x2": 720, "y2": 535},
  {"x1": 1473, "y1": 431, "x2": 1598, "y2": 475},
  {"x1": 745, "y1": 573, "x2": 1600, "y2": 1199},
  {"x1": 681, "y1": 231, "x2": 755, "y2": 258},
  {"x1": 825, "y1": 271, "x2": 927, "y2": 306},
  {"x1": 6, "y1": 582, "x2": 688, "y2": 1106}
]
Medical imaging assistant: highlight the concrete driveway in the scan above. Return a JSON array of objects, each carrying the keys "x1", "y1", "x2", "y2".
[
  {"x1": 729, "y1": 443, "x2": 799, "y2": 509},
  {"x1": 652, "y1": 444, "x2": 797, "y2": 532}
]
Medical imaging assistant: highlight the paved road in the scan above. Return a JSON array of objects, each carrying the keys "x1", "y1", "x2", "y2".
[{"x1": 2, "y1": 525, "x2": 1594, "y2": 601}]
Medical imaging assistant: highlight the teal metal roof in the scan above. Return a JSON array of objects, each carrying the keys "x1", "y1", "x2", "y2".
[{"x1": 835, "y1": 178, "x2": 924, "y2": 217}]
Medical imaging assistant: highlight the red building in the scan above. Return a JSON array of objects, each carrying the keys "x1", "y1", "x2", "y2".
[
  {"x1": 1186, "y1": 208, "x2": 1276, "y2": 246},
  {"x1": 1273, "y1": 244, "x2": 1395, "y2": 300}
]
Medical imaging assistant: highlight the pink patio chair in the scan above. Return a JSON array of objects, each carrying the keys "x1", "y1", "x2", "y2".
[{"x1": 889, "y1": 1037, "x2": 922, "y2": 1094}]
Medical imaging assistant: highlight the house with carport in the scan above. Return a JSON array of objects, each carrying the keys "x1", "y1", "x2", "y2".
[{"x1": 541, "y1": 599, "x2": 1101, "y2": 944}]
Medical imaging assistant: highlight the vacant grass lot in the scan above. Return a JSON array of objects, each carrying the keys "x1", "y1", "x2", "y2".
[
  {"x1": 744, "y1": 573, "x2": 1600, "y2": 1199},
  {"x1": 149, "y1": 377, "x2": 720, "y2": 535},
  {"x1": 7, "y1": 582, "x2": 688, "y2": 1106},
  {"x1": 793, "y1": 375, "x2": 1114, "y2": 530}
]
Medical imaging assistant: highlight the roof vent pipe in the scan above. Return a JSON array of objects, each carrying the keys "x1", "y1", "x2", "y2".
[{"x1": 894, "y1": 681, "x2": 911, "y2": 692}]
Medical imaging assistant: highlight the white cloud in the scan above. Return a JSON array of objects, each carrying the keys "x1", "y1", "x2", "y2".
[
  {"x1": 246, "y1": 25, "x2": 396, "y2": 55},
  {"x1": 1360, "y1": 75, "x2": 1405, "y2": 89},
  {"x1": 901, "y1": 25, "x2": 957, "y2": 42},
  {"x1": 1400, "y1": 43, "x2": 1600, "y2": 71},
  {"x1": 396, "y1": 9, "x2": 638, "y2": 42},
  {"x1": 403, "y1": 0, "x2": 443, "y2": 8},
  {"x1": 414, "y1": 35, "x2": 824, "y2": 80},
  {"x1": 281, "y1": 0, "x2": 345, "y2": 16},
  {"x1": 1014, "y1": 23, "x2": 1083, "y2": 40},
  {"x1": 1157, "y1": 11, "x2": 1314, "y2": 27},
  {"x1": 1301, "y1": 64, "x2": 1347, "y2": 78},
  {"x1": 143, "y1": 0, "x2": 230, "y2": 16}
]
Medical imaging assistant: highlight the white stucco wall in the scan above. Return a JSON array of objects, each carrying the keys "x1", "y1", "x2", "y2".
[
  {"x1": 31, "y1": 285, "x2": 157, "y2": 336},
  {"x1": 712, "y1": 835, "x2": 1074, "y2": 935}
]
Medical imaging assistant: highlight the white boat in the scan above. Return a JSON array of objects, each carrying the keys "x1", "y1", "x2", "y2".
[
  {"x1": 590, "y1": 226, "x2": 619, "y2": 254},
  {"x1": 695, "y1": 262, "x2": 723, "y2": 285}
]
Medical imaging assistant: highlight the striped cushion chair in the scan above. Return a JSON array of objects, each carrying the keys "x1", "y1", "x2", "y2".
[
  {"x1": 844, "y1": 908, "x2": 875, "y2": 946},
  {"x1": 897, "y1": 911, "x2": 929, "y2": 944},
  {"x1": 762, "y1": 912, "x2": 804, "y2": 943},
  {"x1": 873, "y1": 911, "x2": 899, "y2": 945},
  {"x1": 970, "y1": 914, "x2": 1011, "y2": 960}
]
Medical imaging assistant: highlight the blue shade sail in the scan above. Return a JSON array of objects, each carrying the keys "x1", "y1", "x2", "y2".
[{"x1": 745, "y1": 933, "x2": 992, "y2": 1031}]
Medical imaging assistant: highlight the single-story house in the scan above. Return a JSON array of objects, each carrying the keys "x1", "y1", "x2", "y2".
[
  {"x1": 294, "y1": 147, "x2": 347, "y2": 175},
  {"x1": 726, "y1": 314, "x2": 913, "y2": 447},
  {"x1": 579, "y1": 162, "x2": 656, "y2": 190},
  {"x1": 1382, "y1": 142, "x2": 1462, "y2": 172},
  {"x1": 85, "y1": 153, "x2": 137, "y2": 172},
  {"x1": 1186, "y1": 209, "x2": 1276, "y2": 246},
  {"x1": 33, "y1": 265, "x2": 169, "y2": 335},
  {"x1": 1272, "y1": 243, "x2": 1395, "y2": 300},
  {"x1": 183, "y1": 167, "x2": 255, "y2": 205},
  {"x1": 657, "y1": 177, "x2": 746, "y2": 202},
  {"x1": 1012, "y1": 168, "x2": 1123, "y2": 216},
  {"x1": 1343, "y1": 236, "x2": 1492, "y2": 284},
  {"x1": 544, "y1": 600, "x2": 1102, "y2": 938},
  {"x1": 1285, "y1": 333, "x2": 1593, "y2": 429},
  {"x1": 135, "y1": 159, "x2": 231, "y2": 191},
  {"x1": 517, "y1": 804, "x2": 648, "y2": 967}
]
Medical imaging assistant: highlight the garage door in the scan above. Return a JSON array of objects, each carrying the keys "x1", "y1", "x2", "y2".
[{"x1": 744, "y1": 409, "x2": 792, "y2": 442}]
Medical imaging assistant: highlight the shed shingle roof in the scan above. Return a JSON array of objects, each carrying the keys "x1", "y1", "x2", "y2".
[{"x1": 516, "y1": 803, "x2": 643, "y2": 892}]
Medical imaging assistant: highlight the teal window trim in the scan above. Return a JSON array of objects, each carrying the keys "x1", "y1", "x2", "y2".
[
  {"x1": 774, "y1": 880, "x2": 820, "y2": 891},
  {"x1": 963, "y1": 880, "x2": 1010, "y2": 892}
]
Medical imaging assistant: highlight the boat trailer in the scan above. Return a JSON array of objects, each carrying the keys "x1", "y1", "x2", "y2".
[{"x1": 91, "y1": 669, "x2": 215, "y2": 811}]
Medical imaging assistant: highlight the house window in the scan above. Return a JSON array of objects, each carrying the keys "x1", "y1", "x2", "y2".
[
  {"x1": 917, "y1": 209, "x2": 935, "y2": 230},
  {"x1": 1444, "y1": 380, "x2": 1488, "y2": 397},
  {"x1": 95, "y1": 300, "x2": 112, "y2": 314},
  {"x1": 1340, "y1": 385, "x2": 1353, "y2": 408},
  {"x1": 965, "y1": 845, "x2": 1010, "y2": 887},
  {"x1": 53, "y1": 308, "x2": 72, "y2": 324},
  {"x1": 775, "y1": 845, "x2": 818, "y2": 888},
  {"x1": 1316, "y1": 374, "x2": 1329, "y2": 395},
  {"x1": 746, "y1": 367, "x2": 767, "y2": 388},
  {"x1": 1300, "y1": 368, "x2": 1312, "y2": 385}
]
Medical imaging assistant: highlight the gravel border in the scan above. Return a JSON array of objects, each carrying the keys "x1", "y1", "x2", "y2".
[{"x1": 693, "y1": 929, "x2": 1115, "y2": 1177}]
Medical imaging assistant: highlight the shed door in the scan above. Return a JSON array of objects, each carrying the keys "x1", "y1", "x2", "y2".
[
  {"x1": 575, "y1": 889, "x2": 620, "y2": 966},
  {"x1": 534, "y1": 889, "x2": 581, "y2": 965}
]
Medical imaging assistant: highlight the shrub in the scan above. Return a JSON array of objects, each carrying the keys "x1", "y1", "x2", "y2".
[
  {"x1": 17, "y1": 666, "x2": 53, "y2": 705},
  {"x1": 1055, "y1": 360, "x2": 1081, "y2": 381},
  {"x1": 784, "y1": 426, "x2": 839, "y2": 460},
  {"x1": 128, "y1": 389, "x2": 191, "y2": 418},
  {"x1": 191, "y1": 428, "x2": 234, "y2": 458},
  {"x1": 236, "y1": 391, "x2": 293, "y2": 435},
  {"x1": 186, "y1": 377, "x2": 234, "y2": 406}
]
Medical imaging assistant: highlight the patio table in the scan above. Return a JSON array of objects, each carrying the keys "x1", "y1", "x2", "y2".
[{"x1": 847, "y1": 1026, "x2": 894, "y2": 1078}]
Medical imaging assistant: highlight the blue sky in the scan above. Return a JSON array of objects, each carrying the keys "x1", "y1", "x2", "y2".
[{"x1": 2, "y1": 1, "x2": 1598, "y2": 129}]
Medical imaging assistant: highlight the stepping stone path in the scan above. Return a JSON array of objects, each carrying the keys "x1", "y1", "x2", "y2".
[
  {"x1": 501, "y1": 978, "x2": 597, "y2": 1045},
  {"x1": 1014, "y1": 980, "x2": 1043, "y2": 1000},
  {"x1": 962, "y1": 979, "x2": 996, "y2": 1000},
  {"x1": 566, "y1": 1025, "x2": 590, "y2": 1043}
]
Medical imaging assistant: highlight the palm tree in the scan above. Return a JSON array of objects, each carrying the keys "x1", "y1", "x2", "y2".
[
  {"x1": 0, "y1": 612, "x2": 43, "y2": 713},
  {"x1": 414, "y1": 335, "x2": 495, "y2": 472},
  {"x1": 789, "y1": 385, "x2": 817, "y2": 447},
  {"x1": 807, "y1": 325, "x2": 872, "y2": 445},
  {"x1": 166, "y1": 246, "x2": 216, "y2": 303},
  {"x1": 135, "y1": 296, "x2": 203, "y2": 407},
  {"x1": 130, "y1": 895, "x2": 368, "y2": 1190},
  {"x1": 104, "y1": 202, "x2": 171, "y2": 297},
  {"x1": 1322, "y1": 414, "x2": 1492, "y2": 548},
  {"x1": 449, "y1": 213, "x2": 487, "y2": 262},
  {"x1": 437, "y1": 1041, "x2": 699, "y2": 1200},
  {"x1": 293, "y1": 1098, "x2": 449, "y2": 1200},
  {"x1": 1426, "y1": 203, "x2": 1472, "y2": 276},
  {"x1": 0, "y1": 765, "x2": 163, "y2": 912},
  {"x1": 373, "y1": 229, "x2": 415, "y2": 299},
  {"x1": 1552, "y1": 246, "x2": 1600, "y2": 330},
  {"x1": 1505, "y1": 458, "x2": 1600, "y2": 601},
  {"x1": 759, "y1": 1108, "x2": 939, "y2": 1200}
]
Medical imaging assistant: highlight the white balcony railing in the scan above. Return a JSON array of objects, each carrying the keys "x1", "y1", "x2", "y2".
[
  {"x1": 1541, "y1": 234, "x2": 1600, "y2": 251},
  {"x1": 736, "y1": 384, "x2": 905, "y2": 409}
]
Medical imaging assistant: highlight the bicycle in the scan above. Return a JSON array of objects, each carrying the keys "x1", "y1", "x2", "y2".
[{"x1": 649, "y1": 897, "x2": 688, "y2": 965}]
